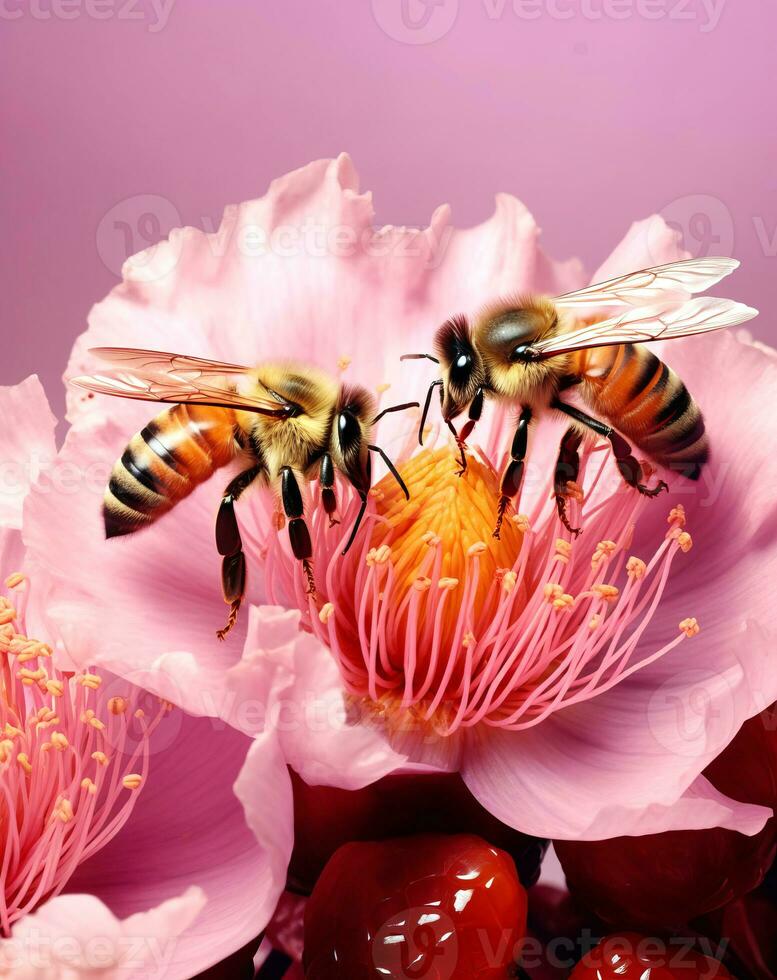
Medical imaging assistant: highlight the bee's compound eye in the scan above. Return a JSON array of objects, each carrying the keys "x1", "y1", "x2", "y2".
[
  {"x1": 510, "y1": 345, "x2": 532, "y2": 363},
  {"x1": 449, "y1": 351, "x2": 473, "y2": 387},
  {"x1": 338, "y1": 411, "x2": 361, "y2": 450}
]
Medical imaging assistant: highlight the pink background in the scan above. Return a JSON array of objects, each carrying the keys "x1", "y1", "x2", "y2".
[{"x1": 2, "y1": 0, "x2": 775, "y2": 420}]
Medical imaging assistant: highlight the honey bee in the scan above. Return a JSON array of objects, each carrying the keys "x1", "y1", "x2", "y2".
[
  {"x1": 403, "y1": 257, "x2": 758, "y2": 537},
  {"x1": 71, "y1": 350, "x2": 416, "y2": 638}
]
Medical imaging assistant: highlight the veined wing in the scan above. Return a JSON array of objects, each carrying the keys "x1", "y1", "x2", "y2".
[
  {"x1": 71, "y1": 348, "x2": 293, "y2": 416},
  {"x1": 554, "y1": 257, "x2": 740, "y2": 309},
  {"x1": 531, "y1": 296, "x2": 758, "y2": 358},
  {"x1": 88, "y1": 347, "x2": 254, "y2": 377}
]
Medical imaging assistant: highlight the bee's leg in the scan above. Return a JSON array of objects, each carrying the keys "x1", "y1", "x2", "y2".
[
  {"x1": 418, "y1": 379, "x2": 443, "y2": 446},
  {"x1": 553, "y1": 401, "x2": 668, "y2": 498},
  {"x1": 494, "y1": 407, "x2": 532, "y2": 539},
  {"x1": 553, "y1": 427, "x2": 584, "y2": 537},
  {"x1": 280, "y1": 466, "x2": 316, "y2": 597},
  {"x1": 215, "y1": 464, "x2": 264, "y2": 641},
  {"x1": 454, "y1": 387, "x2": 485, "y2": 476},
  {"x1": 319, "y1": 453, "x2": 339, "y2": 527}
]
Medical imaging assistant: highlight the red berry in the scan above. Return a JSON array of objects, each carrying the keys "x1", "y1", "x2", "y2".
[
  {"x1": 290, "y1": 770, "x2": 547, "y2": 893},
  {"x1": 555, "y1": 706, "x2": 777, "y2": 929},
  {"x1": 570, "y1": 933, "x2": 732, "y2": 978},
  {"x1": 303, "y1": 833, "x2": 528, "y2": 979}
]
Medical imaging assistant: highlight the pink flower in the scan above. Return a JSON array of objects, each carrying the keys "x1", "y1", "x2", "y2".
[
  {"x1": 25, "y1": 155, "x2": 777, "y2": 842},
  {"x1": 0, "y1": 379, "x2": 293, "y2": 977}
]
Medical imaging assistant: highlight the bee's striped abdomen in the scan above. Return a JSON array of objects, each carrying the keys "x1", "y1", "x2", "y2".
[
  {"x1": 579, "y1": 343, "x2": 708, "y2": 480},
  {"x1": 104, "y1": 404, "x2": 239, "y2": 538}
]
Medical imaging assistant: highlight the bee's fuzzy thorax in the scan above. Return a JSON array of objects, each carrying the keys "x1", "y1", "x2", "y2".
[{"x1": 473, "y1": 295, "x2": 571, "y2": 403}]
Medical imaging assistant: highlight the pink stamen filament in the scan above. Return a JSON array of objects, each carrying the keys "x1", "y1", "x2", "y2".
[
  {"x1": 0, "y1": 576, "x2": 163, "y2": 935},
  {"x1": 256, "y1": 437, "x2": 697, "y2": 738}
]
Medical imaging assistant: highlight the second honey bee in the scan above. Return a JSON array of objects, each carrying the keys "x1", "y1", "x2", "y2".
[
  {"x1": 71, "y1": 352, "x2": 415, "y2": 638},
  {"x1": 403, "y1": 257, "x2": 757, "y2": 536}
]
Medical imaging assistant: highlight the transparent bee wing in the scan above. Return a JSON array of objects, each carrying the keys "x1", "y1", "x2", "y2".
[
  {"x1": 553, "y1": 257, "x2": 740, "y2": 309},
  {"x1": 71, "y1": 348, "x2": 293, "y2": 416},
  {"x1": 88, "y1": 347, "x2": 253, "y2": 377},
  {"x1": 532, "y1": 296, "x2": 758, "y2": 358}
]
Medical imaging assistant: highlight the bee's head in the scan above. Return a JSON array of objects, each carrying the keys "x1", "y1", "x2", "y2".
[
  {"x1": 434, "y1": 315, "x2": 487, "y2": 422},
  {"x1": 330, "y1": 384, "x2": 376, "y2": 494},
  {"x1": 473, "y1": 296, "x2": 562, "y2": 398}
]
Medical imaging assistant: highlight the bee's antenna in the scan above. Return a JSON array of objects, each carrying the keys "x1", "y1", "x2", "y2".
[
  {"x1": 368, "y1": 444, "x2": 410, "y2": 500},
  {"x1": 400, "y1": 353, "x2": 439, "y2": 364},
  {"x1": 371, "y1": 401, "x2": 419, "y2": 425}
]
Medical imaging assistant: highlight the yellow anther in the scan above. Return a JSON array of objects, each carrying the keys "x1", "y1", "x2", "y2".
[
  {"x1": 594, "y1": 584, "x2": 620, "y2": 603},
  {"x1": 52, "y1": 798, "x2": 74, "y2": 823},
  {"x1": 376, "y1": 382, "x2": 391, "y2": 395},
  {"x1": 438, "y1": 577, "x2": 459, "y2": 591},
  {"x1": 366, "y1": 545, "x2": 392, "y2": 567},
  {"x1": 369, "y1": 488, "x2": 385, "y2": 501},
  {"x1": 92, "y1": 751, "x2": 108, "y2": 766},
  {"x1": 668, "y1": 504, "x2": 687, "y2": 527},
  {"x1": 462, "y1": 632, "x2": 476, "y2": 648},
  {"x1": 17, "y1": 753, "x2": 32, "y2": 775},
  {"x1": 592, "y1": 540, "x2": 617, "y2": 567},
  {"x1": 108, "y1": 697, "x2": 128, "y2": 715},
  {"x1": 0, "y1": 740, "x2": 14, "y2": 764},
  {"x1": 543, "y1": 583, "x2": 564, "y2": 601},
  {"x1": 502, "y1": 570, "x2": 518, "y2": 594},
  {"x1": 79, "y1": 673, "x2": 103, "y2": 690},
  {"x1": 677, "y1": 531, "x2": 693, "y2": 553},
  {"x1": 3, "y1": 724, "x2": 22, "y2": 739},
  {"x1": 17, "y1": 667, "x2": 46, "y2": 686},
  {"x1": 564, "y1": 481, "x2": 585, "y2": 503},
  {"x1": 81, "y1": 778, "x2": 97, "y2": 795},
  {"x1": 421, "y1": 532, "x2": 441, "y2": 548},
  {"x1": 0, "y1": 626, "x2": 14, "y2": 654},
  {"x1": 50, "y1": 732, "x2": 69, "y2": 751},
  {"x1": 0, "y1": 607, "x2": 16, "y2": 626},
  {"x1": 82, "y1": 709, "x2": 106, "y2": 731},
  {"x1": 552, "y1": 593, "x2": 575, "y2": 612},
  {"x1": 513, "y1": 514, "x2": 531, "y2": 533},
  {"x1": 134, "y1": 709, "x2": 145, "y2": 719},
  {"x1": 680, "y1": 617, "x2": 700, "y2": 638},
  {"x1": 34, "y1": 707, "x2": 58, "y2": 728},
  {"x1": 318, "y1": 602, "x2": 335, "y2": 624},
  {"x1": 337, "y1": 355, "x2": 351, "y2": 371},
  {"x1": 122, "y1": 774, "x2": 143, "y2": 791},
  {"x1": 555, "y1": 539, "x2": 572, "y2": 559},
  {"x1": 588, "y1": 614, "x2": 603, "y2": 631},
  {"x1": 626, "y1": 557, "x2": 647, "y2": 580},
  {"x1": 4, "y1": 572, "x2": 25, "y2": 590},
  {"x1": 413, "y1": 576, "x2": 432, "y2": 593},
  {"x1": 467, "y1": 541, "x2": 487, "y2": 558}
]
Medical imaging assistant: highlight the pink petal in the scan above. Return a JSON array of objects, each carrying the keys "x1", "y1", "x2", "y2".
[
  {"x1": 66, "y1": 155, "x2": 586, "y2": 428},
  {"x1": 0, "y1": 887, "x2": 205, "y2": 979},
  {"x1": 230, "y1": 605, "x2": 408, "y2": 788},
  {"x1": 65, "y1": 713, "x2": 292, "y2": 978},
  {"x1": 0, "y1": 375, "x2": 56, "y2": 530},
  {"x1": 590, "y1": 213, "x2": 688, "y2": 283},
  {"x1": 23, "y1": 418, "x2": 260, "y2": 701},
  {"x1": 462, "y1": 725, "x2": 770, "y2": 842}
]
